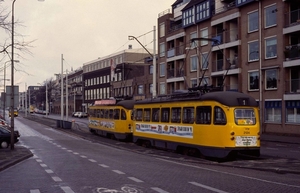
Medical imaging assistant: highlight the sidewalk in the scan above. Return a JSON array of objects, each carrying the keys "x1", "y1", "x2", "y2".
[
  {"x1": 261, "y1": 132, "x2": 300, "y2": 144},
  {"x1": 0, "y1": 115, "x2": 299, "y2": 173}
]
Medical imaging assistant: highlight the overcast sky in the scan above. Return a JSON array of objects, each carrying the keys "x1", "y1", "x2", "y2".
[{"x1": 0, "y1": 0, "x2": 174, "y2": 92}]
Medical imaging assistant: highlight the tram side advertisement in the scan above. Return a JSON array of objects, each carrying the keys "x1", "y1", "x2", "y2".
[{"x1": 135, "y1": 123, "x2": 193, "y2": 138}]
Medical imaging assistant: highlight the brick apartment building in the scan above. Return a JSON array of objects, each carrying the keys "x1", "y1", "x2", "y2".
[{"x1": 157, "y1": 0, "x2": 300, "y2": 135}]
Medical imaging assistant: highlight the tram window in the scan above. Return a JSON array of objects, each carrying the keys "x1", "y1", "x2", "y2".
[
  {"x1": 113, "y1": 109, "x2": 120, "y2": 120},
  {"x1": 152, "y1": 108, "x2": 160, "y2": 122},
  {"x1": 121, "y1": 109, "x2": 127, "y2": 120},
  {"x1": 161, "y1": 108, "x2": 170, "y2": 123},
  {"x1": 100, "y1": 109, "x2": 104, "y2": 118},
  {"x1": 214, "y1": 106, "x2": 227, "y2": 125},
  {"x1": 234, "y1": 109, "x2": 256, "y2": 125},
  {"x1": 183, "y1": 107, "x2": 195, "y2": 124},
  {"x1": 171, "y1": 107, "x2": 181, "y2": 123},
  {"x1": 88, "y1": 109, "x2": 93, "y2": 117},
  {"x1": 196, "y1": 106, "x2": 211, "y2": 124},
  {"x1": 143, "y1": 108, "x2": 151, "y2": 122},
  {"x1": 109, "y1": 109, "x2": 114, "y2": 119},
  {"x1": 136, "y1": 109, "x2": 143, "y2": 121},
  {"x1": 104, "y1": 109, "x2": 109, "y2": 119}
]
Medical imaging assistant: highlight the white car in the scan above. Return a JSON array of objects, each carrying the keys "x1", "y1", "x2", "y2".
[{"x1": 77, "y1": 112, "x2": 88, "y2": 118}]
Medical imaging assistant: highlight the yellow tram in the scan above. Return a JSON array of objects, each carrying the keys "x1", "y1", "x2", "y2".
[
  {"x1": 88, "y1": 99, "x2": 135, "y2": 140},
  {"x1": 132, "y1": 90, "x2": 260, "y2": 158}
]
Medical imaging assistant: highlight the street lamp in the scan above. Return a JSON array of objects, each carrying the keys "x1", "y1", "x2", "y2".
[
  {"x1": 10, "y1": 0, "x2": 17, "y2": 150},
  {"x1": 128, "y1": 26, "x2": 157, "y2": 98},
  {"x1": 10, "y1": 0, "x2": 44, "y2": 150}
]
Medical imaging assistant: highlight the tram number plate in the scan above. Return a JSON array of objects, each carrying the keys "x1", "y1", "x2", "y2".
[{"x1": 235, "y1": 136, "x2": 257, "y2": 147}]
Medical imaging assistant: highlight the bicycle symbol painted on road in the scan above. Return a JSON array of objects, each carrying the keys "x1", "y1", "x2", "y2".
[{"x1": 96, "y1": 184, "x2": 143, "y2": 193}]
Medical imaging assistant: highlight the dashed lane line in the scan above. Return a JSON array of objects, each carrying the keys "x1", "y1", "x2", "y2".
[
  {"x1": 189, "y1": 182, "x2": 229, "y2": 193},
  {"x1": 128, "y1": 177, "x2": 144, "y2": 183},
  {"x1": 151, "y1": 187, "x2": 170, "y2": 193},
  {"x1": 112, "y1": 170, "x2": 125, "y2": 175}
]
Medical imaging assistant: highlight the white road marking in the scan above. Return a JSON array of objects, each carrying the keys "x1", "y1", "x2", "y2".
[
  {"x1": 36, "y1": 159, "x2": 42, "y2": 163},
  {"x1": 128, "y1": 177, "x2": 143, "y2": 183},
  {"x1": 67, "y1": 150, "x2": 73, "y2": 152},
  {"x1": 189, "y1": 182, "x2": 228, "y2": 193},
  {"x1": 45, "y1": 169, "x2": 54, "y2": 174},
  {"x1": 60, "y1": 186, "x2": 75, "y2": 193},
  {"x1": 80, "y1": 155, "x2": 87, "y2": 158},
  {"x1": 30, "y1": 190, "x2": 40, "y2": 193},
  {"x1": 276, "y1": 144, "x2": 287, "y2": 147},
  {"x1": 151, "y1": 187, "x2": 169, "y2": 193},
  {"x1": 73, "y1": 152, "x2": 79, "y2": 155},
  {"x1": 157, "y1": 158, "x2": 300, "y2": 188},
  {"x1": 89, "y1": 159, "x2": 97, "y2": 163},
  {"x1": 290, "y1": 150, "x2": 300, "y2": 153},
  {"x1": 112, "y1": 170, "x2": 125, "y2": 174},
  {"x1": 99, "y1": 164, "x2": 109, "y2": 168},
  {"x1": 40, "y1": 164, "x2": 47, "y2": 168},
  {"x1": 52, "y1": 176, "x2": 62, "y2": 182}
]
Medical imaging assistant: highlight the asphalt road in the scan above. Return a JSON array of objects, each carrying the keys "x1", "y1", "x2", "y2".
[{"x1": 0, "y1": 115, "x2": 300, "y2": 192}]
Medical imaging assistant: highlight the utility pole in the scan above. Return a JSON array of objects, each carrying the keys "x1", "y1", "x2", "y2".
[{"x1": 61, "y1": 54, "x2": 64, "y2": 121}]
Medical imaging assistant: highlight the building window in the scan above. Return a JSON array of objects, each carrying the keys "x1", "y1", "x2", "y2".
[
  {"x1": 199, "y1": 77, "x2": 209, "y2": 86},
  {"x1": 200, "y1": 28, "x2": 208, "y2": 46},
  {"x1": 159, "y1": 42, "x2": 165, "y2": 57},
  {"x1": 160, "y1": 63, "x2": 165, "y2": 77},
  {"x1": 159, "y1": 22, "x2": 165, "y2": 38},
  {"x1": 286, "y1": 101, "x2": 300, "y2": 123},
  {"x1": 265, "y1": 37, "x2": 277, "y2": 59},
  {"x1": 265, "y1": 69, "x2": 277, "y2": 90},
  {"x1": 249, "y1": 71, "x2": 259, "y2": 90},
  {"x1": 149, "y1": 84, "x2": 153, "y2": 94},
  {"x1": 265, "y1": 101, "x2": 281, "y2": 123},
  {"x1": 191, "y1": 79, "x2": 197, "y2": 88},
  {"x1": 195, "y1": 1, "x2": 210, "y2": 22},
  {"x1": 248, "y1": 41, "x2": 259, "y2": 61},
  {"x1": 149, "y1": 65, "x2": 153, "y2": 74},
  {"x1": 190, "y1": 32, "x2": 198, "y2": 49},
  {"x1": 190, "y1": 55, "x2": 198, "y2": 71},
  {"x1": 248, "y1": 11, "x2": 258, "y2": 32},
  {"x1": 138, "y1": 85, "x2": 143, "y2": 94},
  {"x1": 183, "y1": 8, "x2": 194, "y2": 26},
  {"x1": 160, "y1": 82, "x2": 165, "y2": 95},
  {"x1": 202, "y1": 53, "x2": 208, "y2": 69},
  {"x1": 265, "y1": 4, "x2": 277, "y2": 28}
]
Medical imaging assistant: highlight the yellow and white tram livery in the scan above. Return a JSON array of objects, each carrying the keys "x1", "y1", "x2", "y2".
[{"x1": 132, "y1": 91, "x2": 260, "y2": 158}]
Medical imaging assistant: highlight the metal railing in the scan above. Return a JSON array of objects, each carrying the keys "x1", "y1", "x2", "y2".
[
  {"x1": 285, "y1": 79, "x2": 300, "y2": 94},
  {"x1": 284, "y1": 8, "x2": 300, "y2": 27},
  {"x1": 284, "y1": 44, "x2": 300, "y2": 60}
]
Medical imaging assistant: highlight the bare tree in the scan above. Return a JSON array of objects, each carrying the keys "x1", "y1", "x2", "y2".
[{"x1": 0, "y1": 5, "x2": 35, "y2": 65}]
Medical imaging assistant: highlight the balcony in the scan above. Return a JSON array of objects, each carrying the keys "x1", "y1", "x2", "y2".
[
  {"x1": 212, "y1": 57, "x2": 238, "y2": 72},
  {"x1": 284, "y1": 44, "x2": 300, "y2": 61},
  {"x1": 285, "y1": 79, "x2": 300, "y2": 94},
  {"x1": 284, "y1": 9, "x2": 300, "y2": 28},
  {"x1": 167, "y1": 69, "x2": 184, "y2": 79}
]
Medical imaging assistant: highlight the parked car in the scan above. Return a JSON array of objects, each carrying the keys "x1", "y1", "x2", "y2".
[
  {"x1": 73, "y1": 112, "x2": 80, "y2": 117},
  {"x1": 0, "y1": 126, "x2": 20, "y2": 148},
  {"x1": 0, "y1": 119, "x2": 10, "y2": 127},
  {"x1": 77, "y1": 112, "x2": 88, "y2": 118}
]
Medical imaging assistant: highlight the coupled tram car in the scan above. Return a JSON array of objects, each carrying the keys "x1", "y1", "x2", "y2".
[
  {"x1": 88, "y1": 98, "x2": 135, "y2": 140},
  {"x1": 133, "y1": 90, "x2": 260, "y2": 158},
  {"x1": 88, "y1": 90, "x2": 260, "y2": 159}
]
